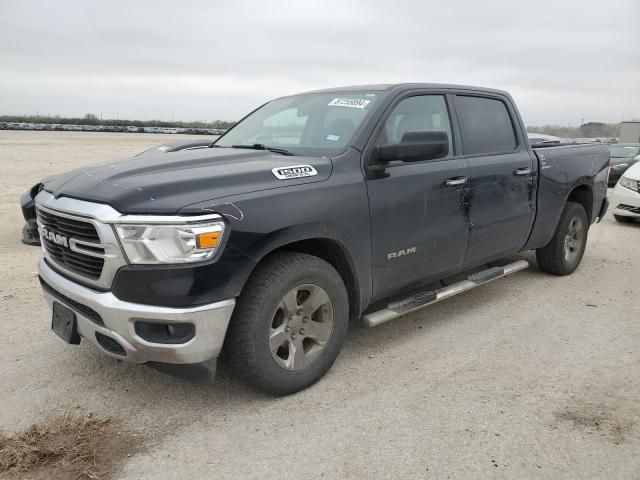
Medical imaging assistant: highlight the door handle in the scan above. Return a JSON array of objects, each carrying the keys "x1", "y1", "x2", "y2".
[
  {"x1": 513, "y1": 167, "x2": 532, "y2": 176},
  {"x1": 443, "y1": 176, "x2": 468, "y2": 187}
]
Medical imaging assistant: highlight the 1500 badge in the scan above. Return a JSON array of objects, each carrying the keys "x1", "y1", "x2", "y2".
[{"x1": 272, "y1": 165, "x2": 318, "y2": 180}]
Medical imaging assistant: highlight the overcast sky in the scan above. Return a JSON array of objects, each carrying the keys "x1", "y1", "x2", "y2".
[{"x1": 1, "y1": 0, "x2": 639, "y2": 125}]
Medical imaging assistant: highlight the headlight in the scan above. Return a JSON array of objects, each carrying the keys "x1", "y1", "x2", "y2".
[
  {"x1": 611, "y1": 162, "x2": 629, "y2": 169},
  {"x1": 619, "y1": 176, "x2": 639, "y2": 192},
  {"x1": 115, "y1": 220, "x2": 225, "y2": 264}
]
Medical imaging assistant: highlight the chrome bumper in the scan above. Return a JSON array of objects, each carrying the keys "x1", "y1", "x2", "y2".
[{"x1": 38, "y1": 259, "x2": 235, "y2": 365}]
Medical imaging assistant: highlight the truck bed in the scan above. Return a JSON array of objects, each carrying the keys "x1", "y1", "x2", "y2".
[{"x1": 524, "y1": 142, "x2": 610, "y2": 250}]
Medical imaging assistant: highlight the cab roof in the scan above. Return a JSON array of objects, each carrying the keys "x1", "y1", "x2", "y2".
[{"x1": 298, "y1": 83, "x2": 509, "y2": 97}]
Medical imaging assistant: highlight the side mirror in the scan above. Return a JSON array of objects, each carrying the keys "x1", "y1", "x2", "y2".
[{"x1": 374, "y1": 131, "x2": 449, "y2": 163}]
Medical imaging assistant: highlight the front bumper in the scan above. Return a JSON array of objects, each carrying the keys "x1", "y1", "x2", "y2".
[
  {"x1": 610, "y1": 183, "x2": 640, "y2": 218},
  {"x1": 38, "y1": 259, "x2": 235, "y2": 365}
]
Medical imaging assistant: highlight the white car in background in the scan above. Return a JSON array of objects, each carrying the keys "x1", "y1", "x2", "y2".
[{"x1": 611, "y1": 162, "x2": 640, "y2": 223}]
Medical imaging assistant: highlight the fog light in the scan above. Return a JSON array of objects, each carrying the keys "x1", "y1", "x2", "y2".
[{"x1": 134, "y1": 321, "x2": 195, "y2": 344}]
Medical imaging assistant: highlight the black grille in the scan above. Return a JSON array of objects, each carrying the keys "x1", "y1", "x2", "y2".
[
  {"x1": 37, "y1": 209, "x2": 104, "y2": 280},
  {"x1": 39, "y1": 277, "x2": 104, "y2": 326},
  {"x1": 618, "y1": 204, "x2": 640, "y2": 214},
  {"x1": 37, "y1": 209, "x2": 100, "y2": 242}
]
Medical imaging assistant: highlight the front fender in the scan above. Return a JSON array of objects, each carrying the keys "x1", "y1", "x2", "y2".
[{"x1": 114, "y1": 164, "x2": 372, "y2": 309}]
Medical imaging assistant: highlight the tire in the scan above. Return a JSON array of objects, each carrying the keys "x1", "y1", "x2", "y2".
[
  {"x1": 536, "y1": 202, "x2": 589, "y2": 276},
  {"x1": 224, "y1": 252, "x2": 349, "y2": 395},
  {"x1": 614, "y1": 214, "x2": 634, "y2": 223}
]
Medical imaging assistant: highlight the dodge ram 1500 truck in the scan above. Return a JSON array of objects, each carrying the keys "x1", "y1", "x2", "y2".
[{"x1": 30, "y1": 83, "x2": 609, "y2": 395}]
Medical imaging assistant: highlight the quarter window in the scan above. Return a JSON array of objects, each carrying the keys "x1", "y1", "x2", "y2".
[{"x1": 455, "y1": 96, "x2": 517, "y2": 155}]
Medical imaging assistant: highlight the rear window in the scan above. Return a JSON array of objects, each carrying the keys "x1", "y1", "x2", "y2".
[{"x1": 456, "y1": 96, "x2": 517, "y2": 155}]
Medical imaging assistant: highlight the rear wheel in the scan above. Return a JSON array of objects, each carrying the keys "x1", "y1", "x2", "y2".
[
  {"x1": 536, "y1": 202, "x2": 588, "y2": 276},
  {"x1": 224, "y1": 252, "x2": 348, "y2": 395}
]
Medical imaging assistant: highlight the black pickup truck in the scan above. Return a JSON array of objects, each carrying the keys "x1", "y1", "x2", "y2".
[{"x1": 28, "y1": 84, "x2": 609, "y2": 395}]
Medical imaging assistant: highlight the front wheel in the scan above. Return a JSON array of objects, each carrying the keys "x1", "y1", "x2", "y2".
[
  {"x1": 224, "y1": 252, "x2": 349, "y2": 395},
  {"x1": 536, "y1": 202, "x2": 589, "y2": 276}
]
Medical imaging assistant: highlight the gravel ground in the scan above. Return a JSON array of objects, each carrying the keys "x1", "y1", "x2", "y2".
[{"x1": 1, "y1": 131, "x2": 639, "y2": 479}]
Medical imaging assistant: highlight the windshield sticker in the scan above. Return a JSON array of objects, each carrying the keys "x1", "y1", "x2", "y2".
[
  {"x1": 272, "y1": 165, "x2": 318, "y2": 180},
  {"x1": 328, "y1": 98, "x2": 370, "y2": 109},
  {"x1": 326, "y1": 134, "x2": 340, "y2": 141}
]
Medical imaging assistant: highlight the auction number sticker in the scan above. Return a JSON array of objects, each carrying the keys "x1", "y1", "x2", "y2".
[{"x1": 328, "y1": 98, "x2": 370, "y2": 109}]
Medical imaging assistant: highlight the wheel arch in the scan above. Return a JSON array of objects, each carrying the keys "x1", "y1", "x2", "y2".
[
  {"x1": 269, "y1": 238, "x2": 361, "y2": 320},
  {"x1": 523, "y1": 179, "x2": 596, "y2": 251},
  {"x1": 566, "y1": 183, "x2": 594, "y2": 224},
  {"x1": 240, "y1": 226, "x2": 364, "y2": 320}
]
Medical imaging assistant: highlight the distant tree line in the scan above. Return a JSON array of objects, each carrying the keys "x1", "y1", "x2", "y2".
[
  {"x1": 2, "y1": 114, "x2": 625, "y2": 140},
  {"x1": 527, "y1": 122, "x2": 621, "y2": 139},
  {"x1": 0, "y1": 113, "x2": 236, "y2": 130}
]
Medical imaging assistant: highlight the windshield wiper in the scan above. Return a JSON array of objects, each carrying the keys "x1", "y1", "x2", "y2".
[{"x1": 231, "y1": 144, "x2": 295, "y2": 156}]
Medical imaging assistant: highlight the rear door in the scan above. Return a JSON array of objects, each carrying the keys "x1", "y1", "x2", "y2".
[
  {"x1": 453, "y1": 94, "x2": 534, "y2": 264},
  {"x1": 365, "y1": 93, "x2": 470, "y2": 297}
]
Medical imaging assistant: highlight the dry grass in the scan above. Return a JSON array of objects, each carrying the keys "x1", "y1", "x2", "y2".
[{"x1": 0, "y1": 412, "x2": 140, "y2": 480}]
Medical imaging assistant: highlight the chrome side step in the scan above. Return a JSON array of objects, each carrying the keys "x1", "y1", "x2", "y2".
[{"x1": 362, "y1": 260, "x2": 529, "y2": 327}]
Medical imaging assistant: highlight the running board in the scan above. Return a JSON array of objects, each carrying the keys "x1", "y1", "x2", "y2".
[{"x1": 362, "y1": 260, "x2": 529, "y2": 328}]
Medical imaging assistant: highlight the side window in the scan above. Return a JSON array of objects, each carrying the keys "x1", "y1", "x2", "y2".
[
  {"x1": 376, "y1": 95, "x2": 453, "y2": 156},
  {"x1": 455, "y1": 96, "x2": 517, "y2": 155}
]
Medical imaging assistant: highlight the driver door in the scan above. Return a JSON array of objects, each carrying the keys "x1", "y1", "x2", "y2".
[{"x1": 366, "y1": 94, "x2": 470, "y2": 298}]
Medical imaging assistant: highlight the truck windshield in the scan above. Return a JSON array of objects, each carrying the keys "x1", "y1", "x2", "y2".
[{"x1": 214, "y1": 91, "x2": 380, "y2": 156}]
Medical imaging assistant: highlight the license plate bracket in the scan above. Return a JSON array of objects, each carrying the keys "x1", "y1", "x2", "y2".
[{"x1": 52, "y1": 302, "x2": 81, "y2": 344}]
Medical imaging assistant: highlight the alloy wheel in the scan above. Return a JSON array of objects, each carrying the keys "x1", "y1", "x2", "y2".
[
  {"x1": 269, "y1": 283, "x2": 334, "y2": 371},
  {"x1": 563, "y1": 216, "x2": 585, "y2": 263}
]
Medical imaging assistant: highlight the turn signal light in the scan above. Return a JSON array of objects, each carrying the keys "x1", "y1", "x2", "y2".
[{"x1": 196, "y1": 231, "x2": 221, "y2": 249}]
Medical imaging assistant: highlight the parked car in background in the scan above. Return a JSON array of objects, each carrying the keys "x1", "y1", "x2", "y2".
[
  {"x1": 527, "y1": 133, "x2": 562, "y2": 145},
  {"x1": 608, "y1": 143, "x2": 640, "y2": 187},
  {"x1": 610, "y1": 162, "x2": 640, "y2": 223}
]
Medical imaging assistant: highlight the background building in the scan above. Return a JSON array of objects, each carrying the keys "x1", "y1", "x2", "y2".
[{"x1": 620, "y1": 121, "x2": 640, "y2": 142}]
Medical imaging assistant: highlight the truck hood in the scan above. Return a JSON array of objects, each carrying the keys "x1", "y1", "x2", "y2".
[{"x1": 42, "y1": 148, "x2": 332, "y2": 214}]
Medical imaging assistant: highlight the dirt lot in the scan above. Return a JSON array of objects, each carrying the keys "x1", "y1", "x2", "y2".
[{"x1": 1, "y1": 131, "x2": 639, "y2": 479}]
